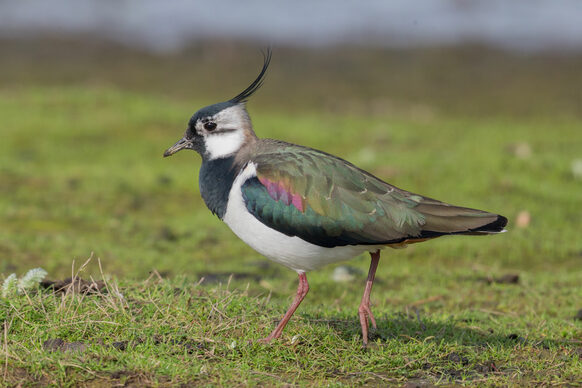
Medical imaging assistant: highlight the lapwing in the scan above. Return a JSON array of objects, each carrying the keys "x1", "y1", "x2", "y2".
[{"x1": 163, "y1": 50, "x2": 508, "y2": 346}]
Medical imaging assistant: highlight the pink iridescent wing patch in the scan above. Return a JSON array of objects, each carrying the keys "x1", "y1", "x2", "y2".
[{"x1": 258, "y1": 176, "x2": 305, "y2": 212}]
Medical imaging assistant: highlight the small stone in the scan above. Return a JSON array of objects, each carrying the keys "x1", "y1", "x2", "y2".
[
  {"x1": 291, "y1": 335, "x2": 301, "y2": 345},
  {"x1": 516, "y1": 210, "x2": 531, "y2": 228},
  {"x1": 332, "y1": 266, "x2": 362, "y2": 282},
  {"x1": 507, "y1": 142, "x2": 532, "y2": 159}
]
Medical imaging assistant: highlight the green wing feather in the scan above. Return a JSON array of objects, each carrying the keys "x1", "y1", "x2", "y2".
[{"x1": 241, "y1": 139, "x2": 506, "y2": 248}]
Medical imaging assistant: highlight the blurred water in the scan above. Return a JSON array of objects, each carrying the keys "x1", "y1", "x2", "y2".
[{"x1": 0, "y1": 0, "x2": 581, "y2": 52}]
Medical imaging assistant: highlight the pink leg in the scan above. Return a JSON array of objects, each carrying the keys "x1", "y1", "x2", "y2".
[
  {"x1": 359, "y1": 250, "x2": 380, "y2": 346},
  {"x1": 260, "y1": 272, "x2": 309, "y2": 342}
]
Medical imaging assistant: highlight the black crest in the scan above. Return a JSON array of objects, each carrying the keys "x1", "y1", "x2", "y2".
[{"x1": 229, "y1": 48, "x2": 272, "y2": 103}]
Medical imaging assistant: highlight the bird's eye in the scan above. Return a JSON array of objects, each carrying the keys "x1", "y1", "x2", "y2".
[{"x1": 204, "y1": 122, "x2": 217, "y2": 131}]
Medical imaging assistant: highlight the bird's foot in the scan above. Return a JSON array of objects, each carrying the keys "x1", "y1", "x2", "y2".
[
  {"x1": 256, "y1": 328, "x2": 281, "y2": 344},
  {"x1": 257, "y1": 336, "x2": 274, "y2": 344},
  {"x1": 358, "y1": 303, "x2": 377, "y2": 347},
  {"x1": 358, "y1": 303, "x2": 377, "y2": 329},
  {"x1": 247, "y1": 336, "x2": 273, "y2": 345}
]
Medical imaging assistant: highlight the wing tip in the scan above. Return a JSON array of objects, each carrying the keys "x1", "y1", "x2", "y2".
[{"x1": 471, "y1": 214, "x2": 508, "y2": 234}]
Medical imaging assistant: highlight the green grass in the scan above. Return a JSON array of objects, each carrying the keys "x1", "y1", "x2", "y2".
[{"x1": 1, "y1": 41, "x2": 582, "y2": 386}]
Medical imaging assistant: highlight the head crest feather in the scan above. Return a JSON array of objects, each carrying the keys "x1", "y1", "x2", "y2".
[{"x1": 229, "y1": 48, "x2": 272, "y2": 103}]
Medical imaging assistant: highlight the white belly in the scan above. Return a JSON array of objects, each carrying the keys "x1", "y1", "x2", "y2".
[{"x1": 223, "y1": 163, "x2": 382, "y2": 272}]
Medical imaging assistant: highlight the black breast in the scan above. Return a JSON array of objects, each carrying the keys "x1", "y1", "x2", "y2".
[{"x1": 198, "y1": 156, "x2": 240, "y2": 219}]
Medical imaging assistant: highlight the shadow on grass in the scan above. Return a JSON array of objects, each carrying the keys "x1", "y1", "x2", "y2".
[
  {"x1": 305, "y1": 311, "x2": 573, "y2": 351},
  {"x1": 301, "y1": 311, "x2": 582, "y2": 383}
]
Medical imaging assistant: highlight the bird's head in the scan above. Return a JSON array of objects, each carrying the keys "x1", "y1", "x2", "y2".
[{"x1": 164, "y1": 49, "x2": 271, "y2": 161}]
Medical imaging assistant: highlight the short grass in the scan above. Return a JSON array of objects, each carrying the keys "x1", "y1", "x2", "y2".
[{"x1": 1, "y1": 40, "x2": 582, "y2": 386}]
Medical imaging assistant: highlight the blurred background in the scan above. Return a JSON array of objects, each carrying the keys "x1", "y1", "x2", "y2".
[{"x1": 1, "y1": 1, "x2": 581, "y2": 283}]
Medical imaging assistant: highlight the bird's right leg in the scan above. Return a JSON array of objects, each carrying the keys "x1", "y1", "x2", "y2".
[
  {"x1": 259, "y1": 272, "x2": 309, "y2": 343},
  {"x1": 358, "y1": 250, "x2": 380, "y2": 346}
]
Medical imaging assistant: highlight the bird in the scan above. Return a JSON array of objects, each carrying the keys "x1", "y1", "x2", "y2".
[{"x1": 163, "y1": 49, "x2": 508, "y2": 346}]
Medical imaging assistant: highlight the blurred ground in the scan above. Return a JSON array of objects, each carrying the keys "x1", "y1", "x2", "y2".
[{"x1": 1, "y1": 36, "x2": 582, "y2": 118}]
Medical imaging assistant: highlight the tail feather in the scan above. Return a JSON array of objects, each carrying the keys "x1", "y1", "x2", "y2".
[
  {"x1": 416, "y1": 201, "x2": 508, "y2": 238},
  {"x1": 465, "y1": 214, "x2": 508, "y2": 234}
]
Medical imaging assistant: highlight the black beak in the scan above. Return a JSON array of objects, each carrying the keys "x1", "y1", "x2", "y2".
[{"x1": 163, "y1": 137, "x2": 192, "y2": 157}]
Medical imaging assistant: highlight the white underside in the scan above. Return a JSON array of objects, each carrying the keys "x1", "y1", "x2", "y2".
[{"x1": 223, "y1": 163, "x2": 384, "y2": 272}]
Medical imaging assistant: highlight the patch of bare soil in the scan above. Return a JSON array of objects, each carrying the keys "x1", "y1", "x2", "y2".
[
  {"x1": 40, "y1": 277, "x2": 106, "y2": 294},
  {"x1": 41, "y1": 335, "x2": 211, "y2": 356},
  {"x1": 43, "y1": 338, "x2": 87, "y2": 353},
  {"x1": 415, "y1": 351, "x2": 500, "y2": 383},
  {"x1": 478, "y1": 273, "x2": 520, "y2": 285},
  {"x1": 0, "y1": 366, "x2": 53, "y2": 387}
]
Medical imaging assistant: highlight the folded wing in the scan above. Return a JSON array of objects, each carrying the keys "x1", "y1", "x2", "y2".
[{"x1": 241, "y1": 140, "x2": 507, "y2": 248}]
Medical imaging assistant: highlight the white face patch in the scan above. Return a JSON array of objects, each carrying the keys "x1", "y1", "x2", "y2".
[
  {"x1": 195, "y1": 104, "x2": 252, "y2": 160},
  {"x1": 205, "y1": 130, "x2": 245, "y2": 160}
]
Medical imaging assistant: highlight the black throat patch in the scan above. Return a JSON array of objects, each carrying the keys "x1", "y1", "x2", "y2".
[{"x1": 198, "y1": 156, "x2": 240, "y2": 219}]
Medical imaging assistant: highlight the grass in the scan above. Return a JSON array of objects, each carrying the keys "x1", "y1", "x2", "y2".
[
  {"x1": 2, "y1": 259, "x2": 581, "y2": 386},
  {"x1": 1, "y1": 39, "x2": 582, "y2": 386}
]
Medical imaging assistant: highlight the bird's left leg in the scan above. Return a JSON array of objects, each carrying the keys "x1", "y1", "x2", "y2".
[
  {"x1": 259, "y1": 272, "x2": 309, "y2": 343},
  {"x1": 358, "y1": 250, "x2": 380, "y2": 346}
]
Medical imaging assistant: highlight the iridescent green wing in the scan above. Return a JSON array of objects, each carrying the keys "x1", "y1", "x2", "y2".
[{"x1": 241, "y1": 140, "x2": 504, "y2": 248}]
